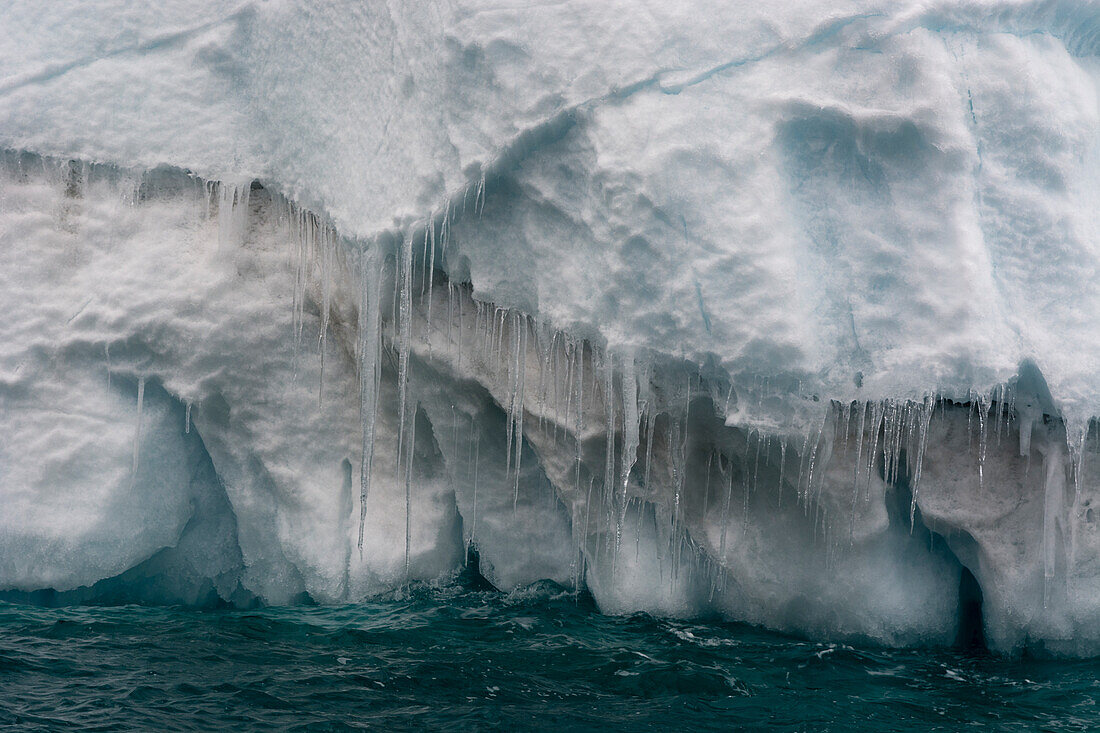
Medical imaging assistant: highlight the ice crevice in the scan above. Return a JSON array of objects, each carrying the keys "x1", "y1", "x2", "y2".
[
  {"x1": 5, "y1": 149, "x2": 1100, "y2": 655},
  {"x1": 0, "y1": 6, "x2": 254, "y2": 99}
]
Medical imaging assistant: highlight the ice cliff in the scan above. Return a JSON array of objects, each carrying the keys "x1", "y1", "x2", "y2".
[{"x1": 5, "y1": 0, "x2": 1100, "y2": 654}]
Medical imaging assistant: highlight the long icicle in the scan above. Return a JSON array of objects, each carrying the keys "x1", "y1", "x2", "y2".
[
  {"x1": 470, "y1": 429, "x2": 481, "y2": 557},
  {"x1": 512, "y1": 315, "x2": 527, "y2": 513},
  {"x1": 404, "y1": 402, "x2": 418, "y2": 587},
  {"x1": 616, "y1": 350, "x2": 639, "y2": 558},
  {"x1": 357, "y1": 246, "x2": 383, "y2": 553},
  {"x1": 129, "y1": 377, "x2": 146, "y2": 491},
  {"x1": 396, "y1": 231, "x2": 415, "y2": 480}
]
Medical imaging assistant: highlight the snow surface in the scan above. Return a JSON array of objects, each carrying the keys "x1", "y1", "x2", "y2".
[{"x1": 4, "y1": 0, "x2": 1100, "y2": 653}]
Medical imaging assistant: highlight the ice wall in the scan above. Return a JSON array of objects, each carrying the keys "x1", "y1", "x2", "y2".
[{"x1": 4, "y1": 0, "x2": 1100, "y2": 653}]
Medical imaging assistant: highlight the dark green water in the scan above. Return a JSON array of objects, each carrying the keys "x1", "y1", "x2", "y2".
[{"x1": 2, "y1": 582, "x2": 1099, "y2": 732}]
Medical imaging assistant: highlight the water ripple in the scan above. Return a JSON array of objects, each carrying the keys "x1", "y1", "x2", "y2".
[{"x1": 2, "y1": 590, "x2": 1099, "y2": 731}]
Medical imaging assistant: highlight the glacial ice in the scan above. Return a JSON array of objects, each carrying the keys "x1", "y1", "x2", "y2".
[{"x1": 5, "y1": 0, "x2": 1100, "y2": 654}]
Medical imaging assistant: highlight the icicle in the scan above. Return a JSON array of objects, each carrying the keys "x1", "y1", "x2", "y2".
[
  {"x1": 742, "y1": 431, "x2": 755, "y2": 523},
  {"x1": 851, "y1": 401, "x2": 866, "y2": 496},
  {"x1": 317, "y1": 220, "x2": 334, "y2": 399},
  {"x1": 580, "y1": 476, "x2": 594, "y2": 588},
  {"x1": 893, "y1": 401, "x2": 907, "y2": 482},
  {"x1": 891, "y1": 400, "x2": 905, "y2": 484},
  {"x1": 994, "y1": 385, "x2": 1004, "y2": 445},
  {"x1": 549, "y1": 334, "x2": 562, "y2": 436},
  {"x1": 473, "y1": 301, "x2": 482, "y2": 356},
  {"x1": 130, "y1": 377, "x2": 145, "y2": 490},
  {"x1": 548, "y1": 334, "x2": 560, "y2": 433},
  {"x1": 603, "y1": 351, "x2": 616, "y2": 512},
  {"x1": 357, "y1": 247, "x2": 384, "y2": 553},
  {"x1": 702, "y1": 451, "x2": 714, "y2": 516},
  {"x1": 777, "y1": 437, "x2": 787, "y2": 509},
  {"x1": 538, "y1": 327, "x2": 554, "y2": 413},
  {"x1": 316, "y1": 224, "x2": 329, "y2": 404},
  {"x1": 904, "y1": 402, "x2": 919, "y2": 475},
  {"x1": 561, "y1": 339, "x2": 575, "y2": 446},
  {"x1": 1008, "y1": 387, "x2": 1017, "y2": 436},
  {"x1": 864, "y1": 401, "x2": 884, "y2": 499},
  {"x1": 404, "y1": 402, "x2": 418, "y2": 585},
  {"x1": 848, "y1": 411, "x2": 862, "y2": 544},
  {"x1": 976, "y1": 392, "x2": 989, "y2": 491},
  {"x1": 455, "y1": 285, "x2": 463, "y2": 370},
  {"x1": 216, "y1": 180, "x2": 250, "y2": 252},
  {"x1": 1019, "y1": 402, "x2": 1038, "y2": 459},
  {"x1": 487, "y1": 305, "x2": 495, "y2": 364},
  {"x1": 504, "y1": 317, "x2": 519, "y2": 499},
  {"x1": 880, "y1": 400, "x2": 896, "y2": 485},
  {"x1": 290, "y1": 207, "x2": 308, "y2": 354},
  {"x1": 967, "y1": 389, "x2": 976, "y2": 454},
  {"x1": 643, "y1": 402, "x2": 656, "y2": 491},
  {"x1": 512, "y1": 315, "x2": 527, "y2": 512},
  {"x1": 573, "y1": 344, "x2": 586, "y2": 523},
  {"x1": 490, "y1": 308, "x2": 500, "y2": 366},
  {"x1": 474, "y1": 301, "x2": 483, "y2": 357},
  {"x1": 396, "y1": 232, "x2": 414, "y2": 479},
  {"x1": 795, "y1": 433, "x2": 811, "y2": 505},
  {"x1": 719, "y1": 455, "x2": 735, "y2": 563},
  {"x1": 1040, "y1": 434, "x2": 1066, "y2": 608},
  {"x1": 841, "y1": 401, "x2": 852, "y2": 453},
  {"x1": 616, "y1": 351, "x2": 639, "y2": 556},
  {"x1": 805, "y1": 418, "x2": 830, "y2": 503},
  {"x1": 489, "y1": 305, "x2": 496, "y2": 363},
  {"x1": 426, "y1": 217, "x2": 437, "y2": 332},
  {"x1": 670, "y1": 414, "x2": 688, "y2": 579},
  {"x1": 391, "y1": 244, "x2": 401, "y2": 341},
  {"x1": 576, "y1": 342, "x2": 586, "y2": 434},
  {"x1": 447, "y1": 283, "x2": 454, "y2": 345},
  {"x1": 420, "y1": 221, "x2": 430, "y2": 299},
  {"x1": 470, "y1": 429, "x2": 481, "y2": 555},
  {"x1": 104, "y1": 344, "x2": 112, "y2": 395},
  {"x1": 909, "y1": 394, "x2": 935, "y2": 529},
  {"x1": 184, "y1": 401, "x2": 191, "y2": 435},
  {"x1": 440, "y1": 211, "x2": 450, "y2": 264},
  {"x1": 752, "y1": 431, "x2": 763, "y2": 495},
  {"x1": 486, "y1": 301, "x2": 495, "y2": 363}
]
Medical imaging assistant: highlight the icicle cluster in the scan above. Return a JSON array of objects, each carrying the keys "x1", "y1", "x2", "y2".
[{"x1": 26, "y1": 147, "x2": 1099, "y2": 628}]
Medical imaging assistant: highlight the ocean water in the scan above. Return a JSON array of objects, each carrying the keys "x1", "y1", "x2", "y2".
[{"x1": 2, "y1": 579, "x2": 1099, "y2": 732}]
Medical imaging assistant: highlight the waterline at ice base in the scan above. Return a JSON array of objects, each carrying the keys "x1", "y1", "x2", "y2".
[{"x1": 6, "y1": 0, "x2": 1100, "y2": 658}]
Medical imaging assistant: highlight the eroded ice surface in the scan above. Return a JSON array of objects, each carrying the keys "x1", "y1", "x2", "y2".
[{"x1": 4, "y1": 1, "x2": 1100, "y2": 654}]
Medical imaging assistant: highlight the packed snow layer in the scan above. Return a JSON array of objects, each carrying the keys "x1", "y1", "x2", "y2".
[
  {"x1": 5, "y1": 0, "x2": 1100, "y2": 653},
  {"x1": 5, "y1": 0, "x2": 1100, "y2": 430}
]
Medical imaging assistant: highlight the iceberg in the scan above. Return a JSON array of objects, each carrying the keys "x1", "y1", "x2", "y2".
[{"x1": 4, "y1": 0, "x2": 1100, "y2": 654}]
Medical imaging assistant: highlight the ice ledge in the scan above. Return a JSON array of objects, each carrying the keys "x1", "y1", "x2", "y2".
[{"x1": 3, "y1": 152, "x2": 1100, "y2": 655}]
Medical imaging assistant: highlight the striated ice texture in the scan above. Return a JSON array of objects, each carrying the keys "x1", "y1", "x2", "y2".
[{"x1": 5, "y1": 1, "x2": 1100, "y2": 654}]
